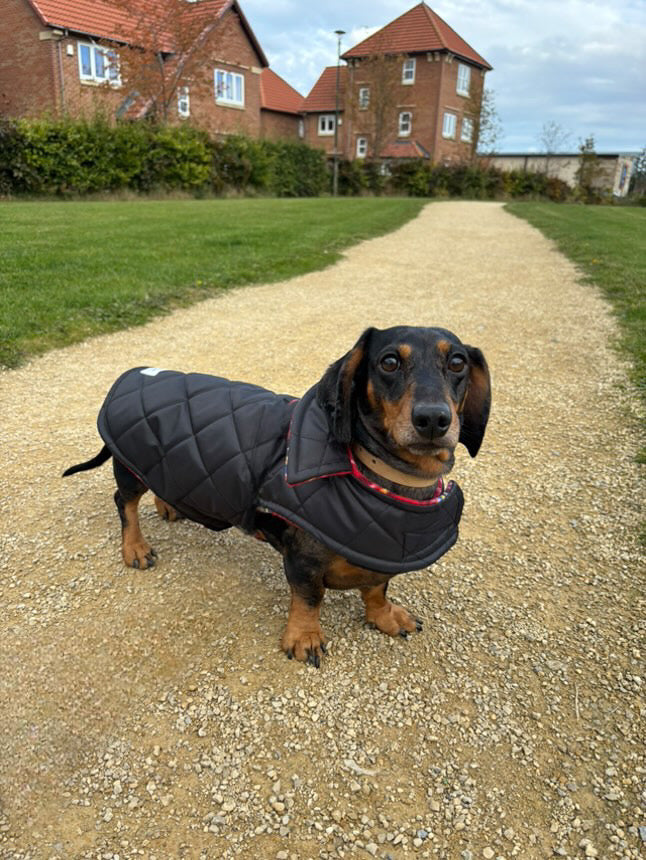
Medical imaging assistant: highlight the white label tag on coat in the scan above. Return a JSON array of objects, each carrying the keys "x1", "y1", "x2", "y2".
[{"x1": 140, "y1": 367, "x2": 165, "y2": 376}]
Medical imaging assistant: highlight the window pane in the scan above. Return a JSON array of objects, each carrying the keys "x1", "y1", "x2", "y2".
[
  {"x1": 234, "y1": 74, "x2": 242, "y2": 104},
  {"x1": 80, "y1": 44, "x2": 92, "y2": 77},
  {"x1": 108, "y1": 50, "x2": 119, "y2": 81},
  {"x1": 94, "y1": 48, "x2": 106, "y2": 79}
]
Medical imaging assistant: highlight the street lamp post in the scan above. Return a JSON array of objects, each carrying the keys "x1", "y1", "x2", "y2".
[{"x1": 332, "y1": 28, "x2": 345, "y2": 197}]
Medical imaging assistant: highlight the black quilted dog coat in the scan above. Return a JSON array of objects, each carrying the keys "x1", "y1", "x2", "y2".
[{"x1": 98, "y1": 367, "x2": 464, "y2": 575}]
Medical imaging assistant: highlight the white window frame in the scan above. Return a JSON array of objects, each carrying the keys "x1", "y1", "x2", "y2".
[
  {"x1": 358, "y1": 86, "x2": 370, "y2": 109},
  {"x1": 178, "y1": 86, "x2": 190, "y2": 118},
  {"x1": 457, "y1": 63, "x2": 471, "y2": 97},
  {"x1": 318, "y1": 114, "x2": 335, "y2": 136},
  {"x1": 77, "y1": 41, "x2": 120, "y2": 85},
  {"x1": 442, "y1": 112, "x2": 457, "y2": 139},
  {"x1": 398, "y1": 111, "x2": 412, "y2": 136},
  {"x1": 402, "y1": 58, "x2": 416, "y2": 84},
  {"x1": 356, "y1": 137, "x2": 368, "y2": 158},
  {"x1": 461, "y1": 116, "x2": 473, "y2": 142},
  {"x1": 215, "y1": 68, "x2": 244, "y2": 107}
]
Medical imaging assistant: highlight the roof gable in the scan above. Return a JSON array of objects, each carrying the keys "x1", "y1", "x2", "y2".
[
  {"x1": 342, "y1": 2, "x2": 491, "y2": 70},
  {"x1": 302, "y1": 66, "x2": 347, "y2": 113},
  {"x1": 260, "y1": 69, "x2": 303, "y2": 114},
  {"x1": 26, "y1": 0, "x2": 268, "y2": 65}
]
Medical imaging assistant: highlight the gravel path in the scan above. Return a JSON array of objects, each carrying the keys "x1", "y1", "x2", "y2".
[{"x1": 0, "y1": 201, "x2": 643, "y2": 860}]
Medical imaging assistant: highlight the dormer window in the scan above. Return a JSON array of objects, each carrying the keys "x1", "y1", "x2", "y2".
[{"x1": 402, "y1": 58, "x2": 416, "y2": 84}]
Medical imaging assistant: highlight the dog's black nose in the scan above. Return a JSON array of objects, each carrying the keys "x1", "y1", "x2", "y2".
[{"x1": 412, "y1": 402, "x2": 452, "y2": 439}]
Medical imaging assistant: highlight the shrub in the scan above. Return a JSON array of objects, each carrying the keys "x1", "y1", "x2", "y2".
[{"x1": 0, "y1": 118, "x2": 327, "y2": 198}]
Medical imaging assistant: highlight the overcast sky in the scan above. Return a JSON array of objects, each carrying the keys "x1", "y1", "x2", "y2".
[{"x1": 242, "y1": 0, "x2": 645, "y2": 153}]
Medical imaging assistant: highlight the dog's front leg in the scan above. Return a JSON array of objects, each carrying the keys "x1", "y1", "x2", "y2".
[
  {"x1": 360, "y1": 582, "x2": 423, "y2": 638},
  {"x1": 280, "y1": 536, "x2": 327, "y2": 667}
]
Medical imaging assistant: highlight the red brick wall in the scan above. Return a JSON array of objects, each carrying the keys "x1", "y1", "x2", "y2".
[
  {"x1": 183, "y1": 9, "x2": 263, "y2": 139},
  {"x1": 302, "y1": 112, "x2": 343, "y2": 157},
  {"x1": 260, "y1": 109, "x2": 301, "y2": 140},
  {"x1": 1, "y1": 4, "x2": 266, "y2": 133},
  {"x1": 336, "y1": 53, "x2": 485, "y2": 163},
  {"x1": 0, "y1": 0, "x2": 58, "y2": 117},
  {"x1": 432, "y1": 57, "x2": 484, "y2": 164}
]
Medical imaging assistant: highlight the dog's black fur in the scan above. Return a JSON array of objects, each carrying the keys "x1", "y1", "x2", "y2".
[{"x1": 64, "y1": 326, "x2": 490, "y2": 666}]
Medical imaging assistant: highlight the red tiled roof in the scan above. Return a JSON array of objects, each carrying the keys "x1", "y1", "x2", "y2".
[
  {"x1": 302, "y1": 66, "x2": 347, "y2": 113},
  {"x1": 342, "y1": 2, "x2": 491, "y2": 70},
  {"x1": 26, "y1": 0, "x2": 267, "y2": 64},
  {"x1": 380, "y1": 139, "x2": 430, "y2": 159},
  {"x1": 260, "y1": 68, "x2": 303, "y2": 114},
  {"x1": 27, "y1": 0, "x2": 145, "y2": 43}
]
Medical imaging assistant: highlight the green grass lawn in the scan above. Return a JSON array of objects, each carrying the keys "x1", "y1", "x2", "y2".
[
  {"x1": 506, "y1": 202, "x2": 646, "y2": 402},
  {"x1": 0, "y1": 197, "x2": 425, "y2": 368}
]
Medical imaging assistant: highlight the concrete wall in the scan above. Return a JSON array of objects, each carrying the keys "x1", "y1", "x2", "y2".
[{"x1": 489, "y1": 153, "x2": 637, "y2": 196}]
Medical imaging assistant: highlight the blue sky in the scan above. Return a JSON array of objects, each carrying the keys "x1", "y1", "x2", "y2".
[{"x1": 242, "y1": 0, "x2": 646, "y2": 153}]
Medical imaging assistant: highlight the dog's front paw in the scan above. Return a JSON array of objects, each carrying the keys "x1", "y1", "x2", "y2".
[
  {"x1": 281, "y1": 626, "x2": 328, "y2": 668},
  {"x1": 122, "y1": 540, "x2": 157, "y2": 570},
  {"x1": 365, "y1": 601, "x2": 422, "y2": 638}
]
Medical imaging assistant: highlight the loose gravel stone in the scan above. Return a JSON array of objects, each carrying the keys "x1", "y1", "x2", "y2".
[{"x1": 0, "y1": 202, "x2": 642, "y2": 860}]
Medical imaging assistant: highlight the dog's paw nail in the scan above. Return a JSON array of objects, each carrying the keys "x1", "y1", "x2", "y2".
[
  {"x1": 286, "y1": 649, "x2": 293, "y2": 660},
  {"x1": 320, "y1": 643, "x2": 328, "y2": 654},
  {"x1": 131, "y1": 559, "x2": 140, "y2": 569},
  {"x1": 416, "y1": 620, "x2": 423, "y2": 632},
  {"x1": 151, "y1": 548, "x2": 158, "y2": 557},
  {"x1": 306, "y1": 651, "x2": 321, "y2": 669},
  {"x1": 399, "y1": 629, "x2": 409, "y2": 639},
  {"x1": 364, "y1": 621, "x2": 376, "y2": 629}
]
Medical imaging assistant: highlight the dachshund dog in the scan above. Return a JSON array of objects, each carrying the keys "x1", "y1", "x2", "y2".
[{"x1": 63, "y1": 326, "x2": 490, "y2": 667}]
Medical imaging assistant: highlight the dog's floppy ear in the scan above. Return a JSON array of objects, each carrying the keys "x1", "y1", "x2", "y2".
[
  {"x1": 317, "y1": 328, "x2": 375, "y2": 444},
  {"x1": 459, "y1": 345, "x2": 491, "y2": 458}
]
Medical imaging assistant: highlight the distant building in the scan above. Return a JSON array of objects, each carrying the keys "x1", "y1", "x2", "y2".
[
  {"x1": 302, "y1": 2, "x2": 492, "y2": 163},
  {"x1": 489, "y1": 153, "x2": 638, "y2": 197},
  {"x1": 0, "y1": 0, "x2": 303, "y2": 141}
]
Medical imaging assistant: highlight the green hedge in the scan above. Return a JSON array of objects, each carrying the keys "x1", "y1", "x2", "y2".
[
  {"x1": 0, "y1": 116, "x2": 572, "y2": 201},
  {"x1": 338, "y1": 158, "x2": 573, "y2": 201},
  {"x1": 0, "y1": 118, "x2": 327, "y2": 197}
]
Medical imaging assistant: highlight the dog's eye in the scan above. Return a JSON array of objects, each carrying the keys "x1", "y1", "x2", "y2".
[
  {"x1": 449, "y1": 355, "x2": 466, "y2": 373},
  {"x1": 379, "y1": 353, "x2": 400, "y2": 373}
]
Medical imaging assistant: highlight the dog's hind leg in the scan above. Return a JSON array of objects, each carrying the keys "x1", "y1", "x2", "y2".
[
  {"x1": 153, "y1": 496, "x2": 183, "y2": 522},
  {"x1": 113, "y1": 460, "x2": 157, "y2": 570}
]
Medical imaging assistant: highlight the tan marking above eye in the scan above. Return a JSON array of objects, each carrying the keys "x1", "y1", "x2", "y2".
[{"x1": 436, "y1": 339, "x2": 451, "y2": 355}]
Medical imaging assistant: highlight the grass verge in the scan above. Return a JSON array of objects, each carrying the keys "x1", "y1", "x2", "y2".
[
  {"x1": 0, "y1": 197, "x2": 425, "y2": 368},
  {"x1": 506, "y1": 202, "x2": 645, "y2": 409}
]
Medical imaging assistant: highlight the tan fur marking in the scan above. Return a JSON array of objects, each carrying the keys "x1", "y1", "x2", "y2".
[
  {"x1": 342, "y1": 345, "x2": 364, "y2": 395},
  {"x1": 399, "y1": 344, "x2": 412, "y2": 360},
  {"x1": 366, "y1": 379, "x2": 378, "y2": 409},
  {"x1": 381, "y1": 388, "x2": 413, "y2": 441},
  {"x1": 154, "y1": 496, "x2": 180, "y2": 521},
  {"x1": 360, "y1": 585, "x2": 417, "y2": 636},
  {"x1": 326, "y1": 556, "x2": 390, "y2": 590},
  {"x1": 436, "y1": 339, "x2": 451, "y2": 355},
  {"x1": 281, "y1": 590, "x2": 326, "y2": 662},
  {"x1": 121, "y1": 497, "x2": 155, "y2": 569}
]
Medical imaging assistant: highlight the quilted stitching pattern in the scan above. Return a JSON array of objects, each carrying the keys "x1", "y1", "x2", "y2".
[
  {"x1": 99, "y1": 368, "x2": 293, "y2": 530},
  {"x1": 98, "y1": 367, "x2": 464, "y2": 572}
]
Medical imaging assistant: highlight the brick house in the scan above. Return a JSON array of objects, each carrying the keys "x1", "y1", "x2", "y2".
[
  {"x1": 303, "y1": 2, "x2": 492, "y2": 164},
  {"x1": 260, "y1": 68, "x2": 304, "y2": 141},
  {"x1": 0, "y1": 0, "x2": 304, "y2": 141}
]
